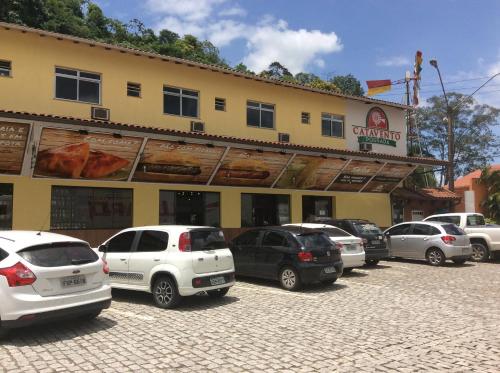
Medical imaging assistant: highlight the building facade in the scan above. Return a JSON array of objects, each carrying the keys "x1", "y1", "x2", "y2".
[{"x1": 0, "y1": 22, "x2": 444, "y2": 245}]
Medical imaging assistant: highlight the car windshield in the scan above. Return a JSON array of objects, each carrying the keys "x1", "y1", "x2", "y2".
[
  {"x1": 297, "y1": 233, "x2": 332, "y2": 249},
  {"x1": 316, "y1": 228, "x2": 351, "y2": 237},
  {"x1": 17, "y1": 242, "x2": 98, "y2": 267},
  {"x1": 442, "y1": 224, "x2": 465, "y2": 235},
  {"x1": 353, "y1": 222, "x2": 382, "y2": 235},
  {"x1": 190, "y1": 229, "x2": 227, "y2": 251},
  {"x1": 466, "y1": 215, "x2": 485, "y2": 226}
]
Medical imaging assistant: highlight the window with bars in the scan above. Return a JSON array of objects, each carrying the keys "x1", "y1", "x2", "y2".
[
  {"x1": 247, "y1": 101, "x2": 275, "y2": 129},
  {"x1": 127, "y1": 82, "x2": 141, "y2": 97},
  {"x1": 163, "y1": 86, "x2": 199, "y2": 117},
  {"x1": 321, "y1": 113, "x2": 344, "y2": 138},
  {"x1": 55, "y1": 67, "x2": 101, "y2": 104},
  {"x1": 0, "y1": 60, "x2": 11, "y2": 77},
  {"x1": 301, "y1": 112, "x2": 310, "y2": 124},
  {"x1": 215, "y1": 97, "x2": 226, "y2": 111}
]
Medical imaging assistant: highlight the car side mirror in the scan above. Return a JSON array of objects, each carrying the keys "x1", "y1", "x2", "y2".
[{"x1": 98, "y1": 244, "x2": 107, "y2": 253}]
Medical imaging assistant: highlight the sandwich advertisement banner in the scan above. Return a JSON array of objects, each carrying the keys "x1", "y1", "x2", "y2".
[
  {"x1": 275, "y1": 155, "x2": 347, "y2": 190},
  {"x1": 330, "y1": 160, "x2": 382, "y2": 192},
  {"x1": 363, "y1": 163, "x2": 412, "y2": 193},
  {"x1": 34, "y1": 128, "x2": 143, "y2": 180},
  {"x1": 0, "y1": 122, "x2": 30, "y2": 175},
  {"x1": 133, "y1": 139, "x2": 226, "y2": 184},
  {"x1": 212, "y1": 148, "x2": 292, "y2": 187}
]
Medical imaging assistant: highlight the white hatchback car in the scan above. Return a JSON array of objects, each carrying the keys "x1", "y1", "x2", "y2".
[
  {"x1": 99, "y1": 226, "x2": 235, "y2": 309},
  {"x1": 285, "y1": 223, "x2": 365, "y2": 273},
  {"x1": 0, "y1": 231, "x2": 111, "y2": 339}
]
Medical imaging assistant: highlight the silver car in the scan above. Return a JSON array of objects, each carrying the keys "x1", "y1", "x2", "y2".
[{"x1": 384, "y1": 221, "x2": 472, "y2": 266}]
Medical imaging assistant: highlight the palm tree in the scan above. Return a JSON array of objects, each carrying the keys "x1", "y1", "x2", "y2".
[{"x1": 479, "y1": 167, "x2": 500, "y2": 222}]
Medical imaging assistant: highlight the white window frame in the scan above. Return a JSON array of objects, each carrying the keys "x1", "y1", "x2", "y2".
[
  {"x1": 247, "y1": 100, "x2": 275, "y2": 129},
  {"x1": 321, "y1": 113, "x2": 344, "y2": 138},
  {"x1": 411, "y1": 210, "x2": 425, "y2": 221},
  {"x1": 54, "y1": 67, "x2": 102, "y2": 104},
  {"x1": 0, "y1": 60, "x2": 11, "y2": 77},
  {"x1": 163, "y1": 85, "x2": 199, "y2": 118}
]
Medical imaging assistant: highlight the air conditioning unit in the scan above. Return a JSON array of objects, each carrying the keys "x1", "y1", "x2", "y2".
[
  {"x1": 190, "y1": 121, "x2": 205, "y2": 133},
  {"x1": 278, "y1": 132, "x2": 290, "y2": 143},
  {"x1": 359, "y1": 142, "x2": 373, "y2": 152},
  {"x1": 91, "y1": 107, "x2": 110, "y2": 121}
]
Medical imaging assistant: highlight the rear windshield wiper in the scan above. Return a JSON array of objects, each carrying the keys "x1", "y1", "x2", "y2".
[{"x1": 71, "y1": 258, "x2": 95, "y2": 265}]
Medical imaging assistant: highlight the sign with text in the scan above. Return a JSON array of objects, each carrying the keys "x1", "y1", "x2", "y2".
[
  {"x1": 353, "y1": 107, "x2": 401, "y2": 148},
  {"x1": 0, "y1": 122, "x2": 30, "y2": 175},
  {"x1": 363, "y1": 163, "x2": 413, "y2": 193},
  {"x1": 330, "y1": 160, "x2": 382, "y2": 192}
]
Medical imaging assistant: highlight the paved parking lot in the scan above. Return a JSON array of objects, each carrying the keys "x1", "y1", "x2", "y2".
[{"x1": 1, "y1": 259, "x2": 500, "y2": 372}]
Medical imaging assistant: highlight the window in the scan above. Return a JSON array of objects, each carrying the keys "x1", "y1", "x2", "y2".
[
  {"x1": 466, "y1": 214, "x2": 485, "y2": 226},
  {"x1": 302, "y1": 196, "x2": 332, "y2": 222},
  {"x1": 106, "y1": 231, "x2": 136, "y2": 253},
  {"x1": 247, "y1": 101, "x2": 275, "y2": 129},
  {"x1": 297, "y1": 233, "x2": 332, "y2": 249},
  {"x1": 321, "y1": 113, "x2": 344, "y2": 137},
  {"x1": 163, "y1": 86, "x2": 199, "y2": 117},
  {"x1": 51, "y1": 186, "x2": 133, "y2": 230},
  {"x1": 215, "y1": 97, "x2": 226, "y2": 111},
  {"x1": 262, "y1": 231, "x2": 287, "y2": 247},
  {"x1": 18, "y1": 242, "x2": 98, "y2": 267},
  {"x1": 427, "y1": 215, "x2": 461, "y2": 225},
  {"x1": 353, "y1": 222, "x2": 383, "y2": 235},
  {"x1": 241, "y1": 193, "x2": 290, "y2": 227},
  {"x1": 136, "y1": 230, "x2": 169, "y2": 252},
  {"x1": 443, "y1": 224, "x2": 465, "y2": 235},
  {"x1": 317, "y1": 227, "x2": 351, "y2": 237},
  {"x1": 190, "y1": 229, "x2": 226, "y2": 251},
  {"x1": 411, "y1": 210, "x2": 425, "y2": 221},
  {"x1": 127, "y1": 82, "x2": 141, "y2": 97},
  {"x1": 0, "y1": 248, "x2": 9, "y2": 262},
  {"x1": 0, "y1": 60, "x2": 11, "y2": 77},
  {"x1": 234, "y1": 230, "x2": 260, "y2": 246},
  {"x1": 301, "y1": 112, "x2": 310, "y2": 124},
  {"x1": 0, "y1": 183, "x2": 13, "y2": 230},
  {"x1": 387, "y1": 223, "x2": 411, "y2": 236},
  {"x1": 411, "y1": 224, "x2": 436, "y2": 236},
  {"x1": 159, "y1": 191, "x2": 220, "y2": 226},
  {"x1": 55, "y1": 67, "x2": 101, "y2": 104}
]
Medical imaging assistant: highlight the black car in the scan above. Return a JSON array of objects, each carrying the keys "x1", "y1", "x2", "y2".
[
  {"x1": 315, "y1": 218, "x2": 388, "y2": 265},
  {"x1": 230, "y1": 226, "x2": 343, "y2": 290}
]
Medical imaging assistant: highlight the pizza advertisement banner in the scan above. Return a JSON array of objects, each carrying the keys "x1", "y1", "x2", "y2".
[
  {"x1": 212, "y1": 148, "x2": 292, "y2": 187},
  {"x1": 275, "y1": 155, "x2": 347, "y2": 190},
  {"x1": 363, "y1": 163, "x2": 413, "y2": 193},
  {"x1": 34, "y1": 128, "x2": 143, "y2": 181},
  {"x1": 0, "y1": 122, "x2": 30, "y2": 175},
  {"x1": 330, "y1": 160, "x2": 382, "y2": 192},
  {"x1": 132, "y1": 139, "x2": 226, "y2": 184}
]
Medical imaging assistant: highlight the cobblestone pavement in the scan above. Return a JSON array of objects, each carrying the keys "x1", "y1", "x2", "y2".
[{"x1": 1, "y1": 259, "x2": 500, "y2": 372}]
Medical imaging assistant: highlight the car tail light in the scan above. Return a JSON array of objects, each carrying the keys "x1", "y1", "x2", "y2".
[
  {"x1": 0, "y1": 262, "x2": 37, "y2": 287},
  {"x1": 336, "y1": 242, "x2": 344, "y2": 253},
  {"x1": 441, "y1": 235, "x2": 456, "y2": 245},
  {"x1": 178, "y1": 232, "x2": 192, "y2": 252},
  {"x1": 297, "y1": 251, "x2": 313, "y2": 262},
  {"x1": 102, "y1": 258, "x2": 110, "y2": 274}
]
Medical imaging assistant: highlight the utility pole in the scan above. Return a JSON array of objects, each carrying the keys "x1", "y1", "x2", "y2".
[{"x1": 405, "y1": 71, "x2": 412, "y2": 154}]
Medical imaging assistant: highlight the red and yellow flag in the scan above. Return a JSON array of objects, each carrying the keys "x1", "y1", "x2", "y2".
[{"x1": 366, "y1": 79, "x2": 392, "y2": 96}]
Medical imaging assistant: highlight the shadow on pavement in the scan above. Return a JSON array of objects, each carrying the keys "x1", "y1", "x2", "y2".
[
  {"x1": 384, "y1": 258, "x2": 476, "y2": 268},
  {"x1": 341, "y1": 270, "x2": 368, "y2": 278},
  {"x1": 235, "y1": 275, "x2": 348, "y2": 294}
]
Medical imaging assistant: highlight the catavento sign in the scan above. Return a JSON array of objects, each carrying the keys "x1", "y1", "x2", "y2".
[{"x1": 352, "y1": 107, "x2": 402, "y2": 147}]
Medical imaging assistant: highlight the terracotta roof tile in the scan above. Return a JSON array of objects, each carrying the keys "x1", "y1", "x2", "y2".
[
  {"x1": 419, "y1": 188, "x2": 460, "y2": 200},
  {"x1": 455, "y1": 165, "x2": 500, "y2": 188}
]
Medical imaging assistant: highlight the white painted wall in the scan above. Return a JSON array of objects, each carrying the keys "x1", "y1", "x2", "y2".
[{"x1": 464, "y1": 190, "x2": 476, "y2": 212}]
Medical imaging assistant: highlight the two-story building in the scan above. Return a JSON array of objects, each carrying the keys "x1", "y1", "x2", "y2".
[{"x1": 0, "y1": 22, "x2": 445, "y2": 244}]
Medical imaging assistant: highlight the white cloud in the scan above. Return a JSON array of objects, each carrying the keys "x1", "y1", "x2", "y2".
[
  {"x1": 145, "y1": 0, "x2": 343, "y2": 73},
  {"x1": 376, "y1": 56, "x2": 410, "y2": 67}
]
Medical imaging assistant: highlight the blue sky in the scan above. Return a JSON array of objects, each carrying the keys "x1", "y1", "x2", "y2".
[{"x1": 96, "y1": 0, "x2": 500, "y2": 159}]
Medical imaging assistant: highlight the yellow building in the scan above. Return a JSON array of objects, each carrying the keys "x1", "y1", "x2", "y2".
[{"x1": 0, "y1": 22, "x2": 444, "y2": 244}]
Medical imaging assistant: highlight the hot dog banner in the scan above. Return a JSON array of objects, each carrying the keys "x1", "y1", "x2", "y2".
[{"x1": 0, "y1": 122, "x2": 30, "y2": 175}]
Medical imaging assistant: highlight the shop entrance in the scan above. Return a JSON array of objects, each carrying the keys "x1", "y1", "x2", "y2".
[
  {"x1": 159, "y1": 191, "x2": 220, "y2": 226},
  {"x1": 302, "y1": 196, "x2": 333, "y2": 222}
]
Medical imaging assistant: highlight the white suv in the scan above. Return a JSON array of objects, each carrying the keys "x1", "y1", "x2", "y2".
[
  {"x1": 0, "y1": 231, "x2": 112, "y2": 339},
  {"x1": 99, "y1": 226, "x2": 235, "y2": 309}
]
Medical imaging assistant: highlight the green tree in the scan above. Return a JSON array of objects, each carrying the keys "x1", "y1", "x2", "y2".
[
  {"x1": 0, "y1": 0, "x2": 47, "y2": 27},
  {"x1": 330, "y1": 74, "x2": 364, "y2": 96},
  {"x1": 294, "y1": 72, "x2": 320, "y2": 85},
  {"x1": 307, "y1": 78, "x2": 338, "y2": 92},
  {"x1": 259, "y1": 61, "x2": 294, "y2": 81},
  {"x1": 479, "y1": 167, "x2": 500, "y2": 222},
  {"x1": 416, "y1": 93, "x2": 500, "y2": 186},
  {"x1": 234, "y1": 63, "x2": 255, "y2": 75}
]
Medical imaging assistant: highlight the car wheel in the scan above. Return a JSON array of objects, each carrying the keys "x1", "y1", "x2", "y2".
[
  {"x1": 426, "y1": 248, "x2": 446, "y2": 266},
  {"x1": 470, "y1": 243, "x2": 489, "y2": 262},
  {"x1": 452, "y1": 258, "x2": 467, "y2": 265},
  {"x1": 80, "y1": 309, "x2": 102, "y2": 321},
  {"x1": 279, "y1": 266, "x2": 301, "y2": 291},
  {"x1": 365, "y1": 259, "x2": 379, "y2": 266},
  {"x1": 343, "y1": 268, "x2": 353, "y2": 274},
  {"x1": 207, "y1": 287, "x2": 230, "y2": 298},
  {"x1": 153, "y1": 276, "x2": 181, "y2": 309}
]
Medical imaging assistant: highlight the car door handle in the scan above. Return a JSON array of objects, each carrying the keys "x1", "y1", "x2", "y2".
[
  {"x1": 120, "y1": 258, "x2": 127, "y2": 261},
  {"x1": 153, "y1": 259, "x2": 160, "y2": 262},
  {"x1": 401, "y1": 237, "x2": 406, "y2": 241},
  {"x1": 423, "y1": 237, "x2": 429, "y2": 241},
  {"x1": 198, "y1": 258, "x2": 204, "y2": 261}
]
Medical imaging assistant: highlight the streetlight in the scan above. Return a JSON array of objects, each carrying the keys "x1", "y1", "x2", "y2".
[{"x1": 429, "y1": 59, "x2": 455, "y2": 192}]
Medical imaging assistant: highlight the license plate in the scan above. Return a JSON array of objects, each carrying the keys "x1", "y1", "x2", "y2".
[
  {"x1": 371, "y1": 240, "x2": 380, "y2": 245},
  {"x1": 61, "y1": 275, "x2": 86, "y2": 288},
  {"x1": 324, "y1": 266, "x2": 336, "y2": 274},
  {"x1": 210, "y1": 276, "x2": 226, "y2": 286}
]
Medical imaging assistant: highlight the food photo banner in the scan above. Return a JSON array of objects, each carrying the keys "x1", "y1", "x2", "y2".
[
  {"x1": 0, "y1": 122, "x2": 30, "y2": 175},
  {"x1": 363, "y1": 163, "x2": 412, "y2": 193},
  {"x1": 34, "y1": 128, "x2": 143, "y2": 180},
  {"x1": 329, "y1": 160, "x2": 382, "y2": 192}
]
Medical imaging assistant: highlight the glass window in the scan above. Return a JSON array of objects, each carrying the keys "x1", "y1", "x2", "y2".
[
  {"x1": 262, "y1": 231, "x2": 287, "y2": 246},
  {"x1": 163, "y1": 86, "x2": 199, "y2": 117},
  {"x1": 302, "y1": 196, "x2": 332, "y2": 222},
  {"x1": 241, "y1": 193, "x2": 290, "y2": 227},
  {"x1": 127, "y1": 82, "x2": 141, "y2": 97},
  {"x1": 317, "y1": 227, "x2": 351, "y2": 237},
  {"x1": 321, "y1": 113, "x2": 344, "y2": 138},
  {"x1": 234, "y1": 230, "x2": 260, "y2": 246},
  {"x1": 387, "y1": 224, "x2": 411, "y2": 236},
  {"x1": 106, "y1": 231, "x2": 136, "y2": 253},
  {"x1": 443, "y1": 224, "x2": 465, "y2": 235},
  {"x1": 297, "y1": 233, "x2": 332, "y2": 249},
  {"x1": 411, "y1": 224, "x2": 433, "y2": 236},
  {"x1": 0, "y1": 183, "x2": 13, "y2": 230},
  {"x1": 17, "y1": 242, "x2": 98, "y2": 267},
  {"x1": 0, "y1": 248, "x2": 8, "y2": 262},
  {"x1": 55, "y1": 67, "x2": 101, "y2": 104},
  {"x1": 190, "y1": 229, "x2": 226, "y2": 251},
  {"x1": 50, "y1": 186, "x2": 133, "y2": 230},
  {"x1": 0, "y1": 60, "x2": 12, "y2": 77},
  {"x1": 215, "y1": 98, "x2": 226, "y2": 111},
  {"x1": 159, "y1": 191, "x2": 220, "y2": 226},
  {"x1": 466, "y1": 215, "x2": 485, "y2": 226},
  {"x1": 136, "y1": 231, "x2": 169, "y2": 252},
  {"x1": 301, "y1": 112, "x2": 310, "y2": 124},
  {"x1": 247, "y1": 101, "x2": 275, "y2": 129},
  {"x1": 353, "y1": 222, "x2": 383, "y2": 235},
  {"x1": 428, "y1": 215, "x2": 461, "y2": 225}
]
